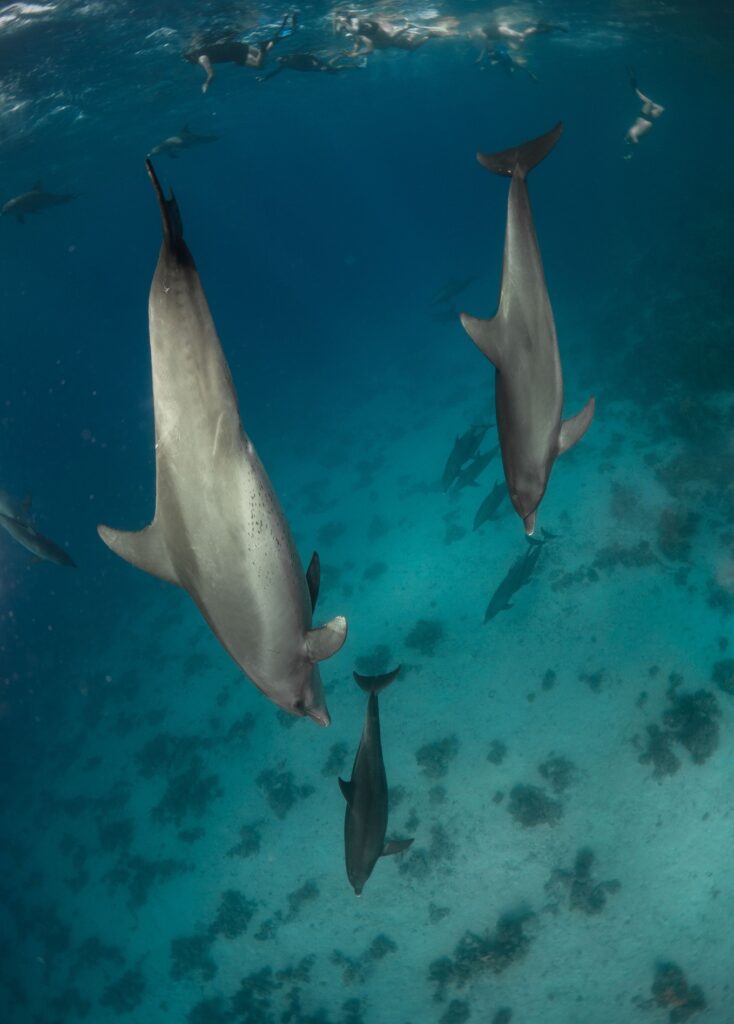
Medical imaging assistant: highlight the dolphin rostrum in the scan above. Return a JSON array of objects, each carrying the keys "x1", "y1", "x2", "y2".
[
  {"x1": 0, "y1": 491, "x2": 75, "y2": 567},
  {"x1": 97, "y1": 161, "x2": 346, "y2": 725},
  {"x1": 1, "y1": 182, "x2": 76, "y2": 223},
  {"x1": 340, "y1": 668, "x2": 413, "y2": 895},
  {"x1": 148, "y1": 125, "x2": 219, "y2": 159},
  {"x1": 460, "y1": 123, "x2": 595, "y2": 536}
]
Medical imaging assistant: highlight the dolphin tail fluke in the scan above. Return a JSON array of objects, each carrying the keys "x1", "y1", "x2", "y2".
[
  {"x1": 477, "y1": 122, "x2": 563, "y2": 179},
  {"x1": 145, "y1": 159, "x2": 190, "y2": 263},
  {"x1": 353, "y1": 665, "x2": 401, "y2": 694},
  {"x1": 558, "y1": 396, "x2": 595, "y2": 454},
  {"x1": 97, "y1": 522, "x2": 178, "y2": 585},
  {"x1": 460, "y1": 312, "x2": 507, "y2": 370}
]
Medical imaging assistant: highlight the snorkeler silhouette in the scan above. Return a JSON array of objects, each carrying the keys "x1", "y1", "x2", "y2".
[
  {"x1": 334, "y1": 10, "x2": 458, "y2": 58},
  {"x1": 470, "y1": 14, "x2": 565, "y2": 78},
  {"x1": 624, "y1": 67, "x2": 664, "y2": 153},
  {"x1": 185, "y1": 13, "x2": 296, "y2": 92},
  {"x1": 258, "y1": 51, "x2": 361, "y2": 81}
]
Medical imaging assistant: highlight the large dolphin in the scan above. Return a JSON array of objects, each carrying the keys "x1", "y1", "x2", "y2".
[
  {"x1": 460, "y1": 123, "x2": 595, "y2": 536},
  {"x1": 0, "y1": 491, "x2": 75, "y2": 567},
  {"x1": 97, "y1": 161, "x2": 346, "y2": 725},
  {"x1": 339, "y1": 668, "x2": 413, "y2": 895},
  {"x1": 1, "y1": 182, "x2": 76, "y2": 223}
]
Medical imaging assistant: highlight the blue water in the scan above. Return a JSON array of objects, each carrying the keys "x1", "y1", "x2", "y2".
[{"x1": 1, "y1": 2, "x2": 733, "y2": 1022}]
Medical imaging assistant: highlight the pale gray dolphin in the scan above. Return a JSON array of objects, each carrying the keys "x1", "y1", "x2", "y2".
[
  {"x1": 97, "y1": 160, "x2": 347, "y2": 725},
  {"x1": 340, "y1": 667, "x2": 413, "y2": 895},
  {"x1": 460, "y1": 123, "x2": 595, "y2": 535},
  {"x1": 1, "y1": 182, "x2": 76, "y2": 223},
  {"x1": 0, "y1": 491, "x2": 75, "y2": 567},
  {"x1": 148, "y1": 125, "x2": 220, "y2": 159}
]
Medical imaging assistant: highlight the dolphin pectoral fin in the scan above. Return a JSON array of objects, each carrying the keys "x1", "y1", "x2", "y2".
[
  {"x1": 97, "y1": 523, "x2": 178, "y2": 586},
  {"x1": 460, "y1": 313, "x2": 507, "y2": 370},
  {"x1": 306, "y1": 615, "x2": 347, "y2": 663},
  {"x1": 338, "y1": 777, "x2": 353, "y2": 802},
  {"x1": 558, "y1": 396, "x2": 595, "y2": 455},
  {"x1": 382, "y1": 838, "x2": 414, "y2": 857},
  {"x1": 306, "y1": 551, "x2": 320, "y2": 612}
]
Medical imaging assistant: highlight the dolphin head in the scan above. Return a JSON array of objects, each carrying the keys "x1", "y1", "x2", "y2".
[
  {"x1": 508, "y1": 468, "x2": 546, "y2": 536},
  {"x1": 283, "y1": 661, "x2": 331, "y2": 727}
]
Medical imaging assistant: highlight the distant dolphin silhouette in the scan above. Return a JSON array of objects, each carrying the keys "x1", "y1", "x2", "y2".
[
  {"x1": 97, "y1": 160, "x2": 346, "y2": 725},
  {"x1": 473, "y1": 480, "x2": 507, "y2": 529},
  {"x1": 461, "y1": 123, "x2": 595, "y2": 535},
  {"x1": 441, "y1": 423, "x2": 491, "y2": 491},
  {"x1": 0, "y1": 491, "x2": 75, "y2": 567},
  {"x1": 484, "y1": 542, "x2": 542, "y2": 621},
  {"x1": 340, "y1": 668, "x2": 413, "y2": 895},
  {"x1": 148, "y1": 125, "x2": 219, "y2": 159},
  {"x1": 1, "y1": 182, "x2": 76, "y2": 223}
]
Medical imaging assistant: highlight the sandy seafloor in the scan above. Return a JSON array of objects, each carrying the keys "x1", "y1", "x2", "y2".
[{"x1": 1, "y1": 1, "x2": 734, "y2": 1022}]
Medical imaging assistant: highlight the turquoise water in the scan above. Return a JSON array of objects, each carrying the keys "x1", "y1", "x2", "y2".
[{"x1": 1, "y1": 2, "x2": 733, "y2": 1021}]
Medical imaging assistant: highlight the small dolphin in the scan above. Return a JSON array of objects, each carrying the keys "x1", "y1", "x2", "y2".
[
  {"x1": 0, "y1": 491, "x2": 75, "y2": 567},
  {"x1": 1, "y1": 182, "x2": 76, "y2": 223},
  {"x1": 148, "y1": 125, "x2": 219, "y2": 159},
  {"x1": 441, "y1": 423, "x2": 491, "y2": 491},
  {"x1": 473, "y1": 480, "x2": 507, "y2": 530},
  {"x1": 340, "y1": 668, "x2": 413, "y2": 895},
  {"x1": 97, "y1": 161, "x2": 346, "y2": 725},
  {"x1": 431, "y1": 275, "x2": 475, "y2": 306},
  {"x1": 452, "y1": 446, "x2": 498, "y2": 491},
  {"x1": 461, "y1": 123, "x2": 595, "y2": 536},
  {"x1": 484, "y1": 542, "x2": 542, "y2": 622}
]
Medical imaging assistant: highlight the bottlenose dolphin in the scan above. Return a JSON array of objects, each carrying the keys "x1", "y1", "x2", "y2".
[
  {"x1": 441, "y1": 422, "x2": 491, "y2": 491},
  {"x1": 340, "y1": 668, "x2": 413, "y2": 895},
  {"x1": 148, "y1": 125, "x2": 219, "y2": 159},
  {"x1": 97, "y1": 161, "x2": 347, "y2": 725},
  {"x1": 484, "y1": 542, "x2": 543, "y2": 621},
  {"x1": 1, "y1": 182, "x2": 76, "y2": 223},
  {"x1": 460, "y1": 123, "x2": 595, "y2": 536},
  {"x1": 452, "y1": 446, "x2": 498, "y2": 492},
  {"x1": 0, "y1": 491, "x2": 75, "y2": 567},
  {"x1": 473, "y1": 480, "x2": 507, "y2": 530}
]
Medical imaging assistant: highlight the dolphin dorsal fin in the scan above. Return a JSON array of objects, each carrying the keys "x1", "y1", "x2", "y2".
[
  {"x1": 305, "y1": 615, "x2": 347, "y2": 663},
  {"x1": 558, "y1": 396, "x2": 596, "y2": 455},
  {"x1": 97, "y1": 522, "x2": 178, "y2": 586},
  {"x1": 382, "y1": 838, "x2": 414, "y2": 857},
  {"x1": 306, "y1": 551, "x2": 320, "y2": 612},
  {"x1": 338, "y1": 777, "x2": 353, "y2": 802},
  {"x1": 460, "y1": 313, "x2": 507, "y2": 371}
]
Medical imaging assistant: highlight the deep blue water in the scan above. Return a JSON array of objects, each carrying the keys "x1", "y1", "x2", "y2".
[{"x1": 1, "y1": 2, "x2": 733, "y2": 1022}]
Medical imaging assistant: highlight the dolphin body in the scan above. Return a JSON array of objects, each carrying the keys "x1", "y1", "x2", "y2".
[
  {"x1": 98, "y1": 161, "x2": 346, "y2": 725},
  {"x1": 460, "y1": 123, "x2": 595, "y2": 536},
  {"x1": 339, "y1": 668, "x2": 413, "y2": 895},
  {"x1": 148, "y1": 125, "x2": 219, "y2": 159},
  {"x1": 452, "y1": 446, "x2": 498, "y2": 491},
  {"x1": 0, "y1": 491, "x2": 75, "y2": 567},
  {"x1": 1, "y1": 182, "x2": 76, "y2": 223},
  {"x1": 473, "y1": 480, "x2": 507, "y2": 530},
  {"x1": 484, "y1": 542, "x2": 542, "y2": 622},
  {"x1": 441, "y1": 422, "x2": 491, "y2": 491}
]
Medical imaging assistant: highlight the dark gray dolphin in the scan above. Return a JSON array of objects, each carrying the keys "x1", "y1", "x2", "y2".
[
  {"x1": 148, "y1": 125, "x2": 219, "y2": 159},
  {"x1": 452, "y1": 446, "x2": 498, "y2": 491},
  {"x1": 441, "y1": 422, "x2": 491, "y2": 491},
  {"x1": 431, "y1": 275, "x2": 475, "y2": 306},
  {"x1": 484, "y1": 542, "x2": 542, "y2": 621},
  {"x1": 460, "y1": 123, "x2": 595, "y2": 536},
  {"x1": 0, "y1": 491, "x2": 75, "y2": 567},
  {"x1": 473, "y1": 480, "x2": 507, "y2": 530},
  {"x1": 340, "y1": 668, "x2": 413, "y2": 895},
  {"x1": 1, "y1": 182, "x2": 76, "y2": 222},
  {"x1": 97, "y1": 161, "x2": 346, "y2": 726}
]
